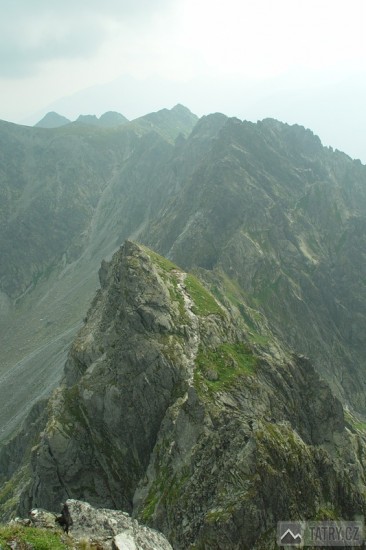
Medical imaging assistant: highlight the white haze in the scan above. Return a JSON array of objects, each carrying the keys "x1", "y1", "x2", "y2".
[{"x1": 1, "y1": 0, "x2": 366, "y2": 161}]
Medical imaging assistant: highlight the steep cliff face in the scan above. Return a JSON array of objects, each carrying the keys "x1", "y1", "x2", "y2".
[
  {"x1": 134, "y1": 354, "x2": 366, "y2": 549},
  {"x1": 7, "y1": 241, "x2": 235, "y2": 513},
  {"x1": 140, "y1": 117, "x2": 366, "y2": 412},
  {"x1": 0, "y1": 105, "x2": 197, "y2": 302},
  {"x1": 2, "y1": 242, "x2": 366, "y2": 548},
  {"x1": 0, "y1": 105, "x2": 198, "y2": 443}
]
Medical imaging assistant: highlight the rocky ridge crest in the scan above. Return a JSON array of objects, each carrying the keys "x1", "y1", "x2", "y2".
[{"x1": 1, "y1": 241, "x2": 366, "y2": 548}]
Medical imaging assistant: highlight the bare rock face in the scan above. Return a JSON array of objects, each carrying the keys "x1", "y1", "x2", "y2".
[
  {"x1": 17, "y1": 241, "x2": 222, "y2": 515},
  {"x1": 29, "y1": 508, "x2": 58, "y2": 530}
]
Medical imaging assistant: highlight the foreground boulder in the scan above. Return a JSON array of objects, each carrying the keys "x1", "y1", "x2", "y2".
[
  {"x1": 22, "y1": 499, "x2": 172, "y2": 549},
  {"x1": 58, "y1": 499, "x2": 172, "y2": 549}
]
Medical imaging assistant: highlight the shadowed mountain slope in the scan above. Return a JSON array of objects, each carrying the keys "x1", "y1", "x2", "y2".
[{"x1": 140, "y1": 117, "x2": 366, "y2": 410}]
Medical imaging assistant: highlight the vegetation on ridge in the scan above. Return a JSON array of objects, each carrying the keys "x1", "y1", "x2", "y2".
[
  {"x1": 0, "y1": 524, "x2": 71, "y2": 549},
  {"x1": 185, "y1": 274, "x2": 223, "y2": 317},
  {"x1": 143, "y1": 245, "x2": 223, "y2": 318},
  {"x1": 194, "y1": 342, "x2": 257, "y2": 394},
  {"x1": 142, "y1": 246, "x2": 179, "y2": 273}
]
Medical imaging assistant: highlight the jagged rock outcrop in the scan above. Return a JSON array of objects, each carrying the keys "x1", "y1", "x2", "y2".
[
  {"x1": 0, "y1": 105, "x2": 198, "y2": 443},
  {"x1": 2, "y1": 241, "x2": 366, "y2": 549},
  {"x1": 13, "y1": 241, "x2": 239, "y2": 515},
  {"x1": 132, "y1": 353, "x2": 366, "y2": 549}
]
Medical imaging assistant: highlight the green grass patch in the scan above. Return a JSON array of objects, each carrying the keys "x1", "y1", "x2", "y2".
[
  {"x1": 140, "y1": 459, "x2": 172, "y2": 522},
  {"x1": 344, "y1": 411, "x2": 366, "y2": 433},
  {"x1": 247, "y1": 331, "x2": 269, "y2": 346},
  {"x1": 315, "y1": 507, "x2": 339, "y2": 520},
  {"x1": 141, "y1": 466, "x2": 190, "y2": 523},
  {"x1": 0, "y1": 525, "x2": 71, "y2": 549},
  {"x1": 0, "y1": 465, "x2": 31, "y2": 515},
  {"x1": 185, "y1": 274, "x2": 223, "y2": 317},
  {"x1": 205, "y1": 508, "x2": 232, "y2": 524},
  {"x1": 209, "y1": 271, "x2": 247, "y2": 312},
  {"x1": 141, "y1": 488, "x2": 161, "y2": 523},
  {"x1": 141, "y1": 246, "x2": 179, "y2": 273},
  {"x1": 168, "y1": 276, "x2": 187, "y2": 320},
  {"x1": 140, "y1": 246, "x2": 223, "y2": 318},
  {"x1": 140, "y1": 433, "x2": 191, "y2": 523},
  {"x1": 61, "y1": 385, "x2": 85, "y2": 428},
  {"x1": 194, "y1": 343, "x2": 257, "y2": 393},
  {"x1": 210, "y1": 271, "x2": 267, "y2": 331},
  {"x1": 354, "y1": 422, "x2": 366, "y2": 432},
  {"x1": 253, "y1": 275, "x2": 282, "y2": 305}
]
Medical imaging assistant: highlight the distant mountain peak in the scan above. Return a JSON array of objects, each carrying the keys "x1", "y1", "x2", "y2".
[
  {"x1": 131, "y1": 104, "x2": 198, "y2": 142},
  {"x1": 98, "y1": 111, "x2": 128, "y2": 127},
  {"x1": 75, "y1": 112, "x2": 128, "y2": 127},
  {"x1": 34, "y1": 112, "x2": 71, "y2": 128},
  {"x1": 171, "y1": 103, "x2": 192, "y2": 113}
]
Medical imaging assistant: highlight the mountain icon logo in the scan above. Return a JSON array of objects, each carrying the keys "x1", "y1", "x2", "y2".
[
  {"x1": 281, "y1": 529, "x2": 302, "y2": 544},
  {"x1": 278, "y1": 522, "x2": 303, "y2": 546}
]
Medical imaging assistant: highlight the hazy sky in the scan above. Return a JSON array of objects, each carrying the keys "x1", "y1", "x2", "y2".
[{"x1": 1, "y1": 0, "x2": 366, "y2": 160}]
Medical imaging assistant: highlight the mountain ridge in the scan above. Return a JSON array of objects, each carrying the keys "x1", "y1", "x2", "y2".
[
  {"x1": 32, "y1": 105, "x2": 195, "y2": 132},
  {"x1": 0, "y1": 105, "x2": 198, "y2": 442},
  {"x1": 34, "y1": 111, "x2": 71, "y2": 128},
  {"x1": 0, "y1": 107, "x2": 365, "y2": 444},
  {"x1": 138, "y1": 115, "x2": 366, "y2": 410},
  {"x1": 34, "y1": 110, "x2": 129, "y2": 129},
  {"x1": 1, "y1": 106, "x2": 366, "y2": 548},
  {"x1": 1, "y1": 241, "x2": 366, "y2": 549}
]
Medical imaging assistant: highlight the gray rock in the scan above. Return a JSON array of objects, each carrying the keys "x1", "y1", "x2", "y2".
[
  {"x1": 29, "y1": 508, "x2": 58, "y2": 530},
  {"x1": 60, "y1": 499, "x2": 172, "y2": 550},
  {"x1": 8, "y1": 542, "x2": 34, "y2": 550}
]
